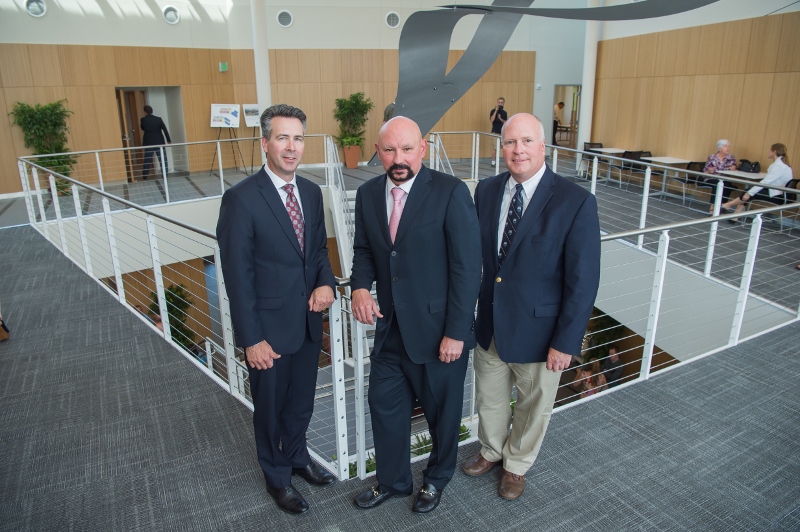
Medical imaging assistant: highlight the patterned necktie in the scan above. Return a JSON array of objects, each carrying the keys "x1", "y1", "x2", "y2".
[
  {"x1": 282, "y1": 183, "x2": 304, "y2": 253},
  {"x1": 389, "y1": 187, "x2": 406, "y2": 244},
  {"x1": 498, "y1": 183, "x2": 524, "y2": 268}
]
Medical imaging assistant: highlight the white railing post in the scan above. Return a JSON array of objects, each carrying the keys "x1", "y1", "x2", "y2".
[
  {"x1": 475, "y1": 134, "x2": 481, "y2": 179},
  {"x1": 160, "y1": 147, "x2": 170, "y2": 203},
  {"x1": 18, "y1": 162, "x2": 37, "y2": 227},
  {"x1": 590, "y1": 156, "x2": 599, "y2": 195},
  {"x1": 95, "y1": 152, "x2": 105, "y2": 191},
  {"x1": 352, "y1": 318, "x2": 368, "y2": 479},
  {"x1": 328, "y1": 295, "x2": 350, "y2": 481},
  {"x1": 494, "y1": 137, "x2": 500, "y2": 169},
  {"x1": 48, "y1": 175, "x2": 70, "y2": 258},
  {"x1": 217, "y1": 141, "x2": 225, "y2": 196},
  {"x1": 640, "y1": 230, "x2": 670, "y2": 381},
  {"x1": 471, "y1": 132, "x2": 478, "y2": 182},
  {"x1": 102, "y1": 197, "x2": 126, "y2": 304},
  {"x1": 429, "y1": 134, "x2": 435, "y2": 170},
  {"x1": 146, "y1": 215, "x2": 172, "y2": 342},
  {"x1": 728, "y1": 214, "x2": 762, "y2": 347},
  {"x1": 214, "y1": 245, "x2": 247, "y2": 400},
  {"x1": 31, "y1": 167, "x2": 50, "y2": 239},
  {"x1": 704, "y1": 180, "x2": 725, "y2": 276},
  {"x1": 71, "y1": 184, "x2": 93, "y2": 277},
  {"x1": 552, "y1": 148, "x2": 558, "y2": 174},
  {"x1": 637, "y1": 167, "x2": 652, "y2": 249}
]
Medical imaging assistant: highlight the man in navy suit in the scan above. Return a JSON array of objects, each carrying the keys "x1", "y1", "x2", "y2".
[
  {"x1": 350, "y1": 117, "x2": 481, "y2": 513},
  {"x1": 216, "y1": 104, "x2": 336, "y2": 515},
  {"x1": 140, "y1": 105, "x2": 171, "y2": 179},
  {"x1": 462, "y1": 113, "x2": 600, "y2": 500}
]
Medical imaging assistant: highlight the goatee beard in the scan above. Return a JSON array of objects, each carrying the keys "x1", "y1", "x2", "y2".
[{"x1": 388, "y1": 163, "x2": 414, "y2": 183}]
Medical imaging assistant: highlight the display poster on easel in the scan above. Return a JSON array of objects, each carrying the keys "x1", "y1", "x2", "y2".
[
  {"x1": 243, "y1": 104, "x2": 261, "y2": 128},
  {"x1": 210, "y1": 104, "x2": 241, "y2": 128}
]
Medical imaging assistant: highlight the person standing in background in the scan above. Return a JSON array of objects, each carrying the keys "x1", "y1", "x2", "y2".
[
  {"x1": 553, "y1": 101, "x2": 565, "y2": 145},
  {"x1": 489, "y1": 97, "x2": 507, "y2": 167},
  {"x1": 140, "y1": 105, "x2": 172, "y2": 180}
]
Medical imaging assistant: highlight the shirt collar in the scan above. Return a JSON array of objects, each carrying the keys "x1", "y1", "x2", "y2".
[
  {"x1": 507, "y1": 163, "x2": 546, "y2": 196},
  {"x1": 264, "y1": 164, "x2": 296, "y2": 191},
  {"x1": 386, "y1": 172, "x2": 417, "y2": 195}
]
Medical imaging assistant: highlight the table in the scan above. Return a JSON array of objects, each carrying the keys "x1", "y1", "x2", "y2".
[
  {"x1": 586, "y1": 148, "x2": 626, "y2": 182},
  {"x1": 641, "y1": 156, "x2": 691, "y2": 199},
  {"x1": 718, "y1": 170, "x2": 767, "y2": 181}
]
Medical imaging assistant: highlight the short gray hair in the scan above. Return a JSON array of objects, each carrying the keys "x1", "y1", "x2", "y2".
[
  {"x1": 501, "y1": 113, "x2": 546, "y2": 142},
  {"x1": 260, "y1": 104, "x2": 307, "y2": 140},
  {"x1": 716, "y1": 139, "x2": 731, "y2": 150}
]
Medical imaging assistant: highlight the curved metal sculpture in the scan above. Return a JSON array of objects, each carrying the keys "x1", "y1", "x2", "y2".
[{"x1": 391, "y1": 0, "x2": 718, "y2": 137}]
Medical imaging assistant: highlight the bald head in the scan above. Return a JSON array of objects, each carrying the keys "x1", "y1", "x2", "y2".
[
  {"x1": 501, "y1": 113, "x2": 546, "y2": 183},
  {"x1": 376, "y1": 116, "x2": 428, "y2": 184}
]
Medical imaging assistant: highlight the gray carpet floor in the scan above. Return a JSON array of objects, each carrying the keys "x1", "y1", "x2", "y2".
[{"x1": 2, "y1": 225, "x2": 799, "y2": 530}]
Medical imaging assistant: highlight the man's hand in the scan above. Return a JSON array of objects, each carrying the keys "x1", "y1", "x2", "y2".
[
  {"x1": 351, "y1": 288, "x2": 383, "y2": 325},
  {"x1": 308, "y1": 285, "x2": 335, "y2": 313},
  {"x1": 246, "y1": 340, "x2": 281, "y2": 370},
  {"x1": 439, "y1": 336, "x2": 464, "y2": 363},
  {"x1": 546, "y1": 347, "x2": 571, "y2": 373}
]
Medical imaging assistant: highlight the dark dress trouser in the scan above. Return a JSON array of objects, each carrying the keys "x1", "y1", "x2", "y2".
[
  {"x1": 248, "y1": 330, "x2": 321, "y2": 489},
  {"x1": 368, "y1": 315, "x2": 469, "y2": 494},
  {"x1": 142, "y1": 147, "x2": 167, "y2": 177}
]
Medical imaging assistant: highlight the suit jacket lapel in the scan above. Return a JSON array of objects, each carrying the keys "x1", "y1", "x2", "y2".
[
  {"x1": 489, "y1": 173, "x2": 509, "y2": 271},
  {"x1": 256, "y1": 168, "x2": 303, "y2": 258},
  {"x1": 505, "y1": 167, "x2": 554, "y2": 260},
  {"x1": 393, "y1": 165, "x2": 432, "y2": 246},
  {"x1": 371, "y1": 175, "x2": 393, "y2": 247}
]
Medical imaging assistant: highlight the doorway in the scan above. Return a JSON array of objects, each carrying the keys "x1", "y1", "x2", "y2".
[
  {"x1": 116, "y1": 89, "x2": 146, "y2": 182},
  {"x1": 553, "y1": 85, "x2": 581, "y2": 149}
]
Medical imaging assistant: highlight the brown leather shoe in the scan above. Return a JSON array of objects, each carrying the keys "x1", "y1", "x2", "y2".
[
  {"x1": 498, "y1": 469, "x2": 525, "y2": 500},
  {"x1": 462, "y1": 453, "x2": 500, "y2": 477}
]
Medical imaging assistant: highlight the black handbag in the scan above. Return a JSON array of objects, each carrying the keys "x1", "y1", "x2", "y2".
[{"x1": 739, "y1": 160, "x2": 761, "y2": 173}]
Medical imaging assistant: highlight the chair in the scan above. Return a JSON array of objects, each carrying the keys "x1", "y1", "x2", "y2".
[
  {"x1": 668, "y1": 161, "x2": 712, "y2": 207},
  {"x1": 580, "y1": 143, "x2": 603, "y2": 178},
  {"x1": 606, "y1": 151, "x2": 642, "y2": 189},
  {"x1": 628, "y1": 150, "x2": 652, "y2": 190},
  {"x1": 745, "y1": 179, "x2": 799, "y2": 233}
]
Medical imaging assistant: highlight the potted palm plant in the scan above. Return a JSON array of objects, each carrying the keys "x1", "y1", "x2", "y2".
[
  {"x1": 10, "y1": 99, "x2": 78, "y2": 194},
  {"x1": 333, "y1": 92, "x2": 374, "y2": 169}
]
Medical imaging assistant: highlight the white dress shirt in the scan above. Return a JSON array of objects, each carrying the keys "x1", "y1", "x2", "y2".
[
  {"x1": 265, "y1": 164, "x2": 304, "y2": 217},
  {"x1": 385, "y1": 173, "x2": 417, "y2": 223},
  {"x1": 497, "y1": 164, "x2": 546, "y2": 255},
  {"x1": 747, "y1": 156, "x2": 793, "y2": 198}
]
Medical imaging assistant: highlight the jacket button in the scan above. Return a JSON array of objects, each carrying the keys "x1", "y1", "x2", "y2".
[
  {"x1": 496, "y1": 277, "x2": 501, "y2": 283},
  {"x1": 391, "y1": 251, "x2": 397, "y2": 257},
  {"x1": 392, "y1": 276, "x2": 398, "y2": 282},
  {"x1": 301, "y1": 292, "x2": 306, "y2": 296}
]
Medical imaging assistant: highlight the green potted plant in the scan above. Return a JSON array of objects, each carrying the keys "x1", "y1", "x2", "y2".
[
  {"x1": 333, "y1": 92, "x2": 374, "y2": 169},
  {"x1": 10, "y1": 99, "x2": 78, "y2": 195},
  {"x1": 150, "y1": 284, "x2": 197, "y2": 351}
]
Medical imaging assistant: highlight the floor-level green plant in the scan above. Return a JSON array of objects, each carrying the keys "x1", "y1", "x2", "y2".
[{"x1": 150, "y1": 284, "x2": 197, "y2": 351}]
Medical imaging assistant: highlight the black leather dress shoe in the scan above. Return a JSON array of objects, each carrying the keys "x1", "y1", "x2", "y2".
[
  {"x1": 292, "y1": 462, "x2": 336, "y2": 486},
  {"x1": 267, "y1": 484, "x2": 309, "y2": 515},
  {"x1": 412, "y1": 483, "x2": 442, "y2": 513},
  {"x1": 354, "y1": 485, "x2": 398, "y2": 509}
]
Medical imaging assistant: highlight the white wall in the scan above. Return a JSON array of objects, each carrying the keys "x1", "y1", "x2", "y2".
[{"x1": 599, "y1": 0, "x2": 800, "y2": 41}]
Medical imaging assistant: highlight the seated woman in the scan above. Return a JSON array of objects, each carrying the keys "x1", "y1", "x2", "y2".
[
  {"x1": 721, "y1": 143, "x2": 793, "y2": 222},
  {"x1": 579, "y1": 361, "x2": 608, "y2": 398},
  {"x1": 702, "y1": 139, "x2": 740, "y2": 214}
]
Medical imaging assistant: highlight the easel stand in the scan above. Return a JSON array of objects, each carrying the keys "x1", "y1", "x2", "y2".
[
  {"x1": 250, "y1": 127, "x2": 260, "y2": 174},
  {"x1": 209, "y1": 127, "x2": 248, "y2": 177}
]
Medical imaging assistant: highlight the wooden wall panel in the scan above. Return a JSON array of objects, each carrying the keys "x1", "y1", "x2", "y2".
[
  {"x1": 163, "y1": 48, "x2": 190, "y2": 86},
  {"x1": 58, "y1": 46, "x2": 92, "y2": 87},
  {"x1": 28, "y1": 45, "x2": 63, "y2": 87},
  {"x1": 735, "y1": 73, "x2": 774, "y2": 162},
  {"x1": 594, "y1": 15, "x2": 797, "y2": 164},
  {"x1": 231, "y1": 49, "x2": 255, "y2": 85},
  {"x1": 138, "y1": 48, "x2": 169, "y2": 87},
  {"x1": 209, "y1": 49, "x2": 232, "y2": 86},
  {"x1": 0, "y1": 44, "x2": 34, "y2": 88},
  {"x1": 87, "y1": 46, "x2": 118, "y2": 86},
  {"x1": 113, "y1": 47, "x2": 144, "y2": 87},
  {"x1": 746, "y1": 16, "x2": 782, "y2": 74},
  {"x1": 719, "y1": 19, "x2": 752, "y2": 74},
  {"x1": 0, "y1": 89, "x2": 21, "y2": 194},
  {"x1": 775, "y1": 12, "x2": 800, "y2": 72},
  {"x1": 318, "y1": 50, "x2": 343, "y2": 84},
  {"x1": 381, "y1": 49, "x2": 399, "y2": 83},
  {"x1": 672, "y1": 26, "x2": 701, "y2": 76},
  {"x1": 187, "y1": 48, "x2": 213, "y2": 86},
  {"x1": 695, "y1": 23, "x2": 725, "y2": 75}
]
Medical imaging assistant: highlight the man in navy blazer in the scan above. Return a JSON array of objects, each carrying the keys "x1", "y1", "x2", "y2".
[
  {"x1": 140, "y1": 105, "x2": 171, "y2": 179},
  {"x1": 216, "y1": 104, "x2": 336, "y2": 515},
  {"x1": 462, "y1": 113, "x2": 600, "y2": 500},
  {"x1": 350, "y1": 117, "x2": 481, "y2": 513}
]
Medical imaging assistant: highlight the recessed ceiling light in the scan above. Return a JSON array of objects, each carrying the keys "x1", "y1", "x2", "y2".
[
  {"x1": 386, "y1": 12, "x2": 401, "y2": 29},
  {"x1": 25, "y1": 0, "x2": 47, "y2": 17},
  {"x1": 277, "y1": 10, "x2": 293, "y2": 28},
  {"x1": 163, "y1": 5, "x2": 180, "y2": 25}
]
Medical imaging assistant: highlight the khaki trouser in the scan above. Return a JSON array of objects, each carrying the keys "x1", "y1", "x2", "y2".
[{"x1": 474, "y1": 337, "x2": 561, "y2": 476}]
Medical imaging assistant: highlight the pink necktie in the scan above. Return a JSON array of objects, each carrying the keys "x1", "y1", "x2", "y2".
[
  {"x1": 389, "y1": 187, "x2": 405, "y2": 244},
  {"x1": 282, "y1": 184, "x2": 304, "y2": 253}
]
